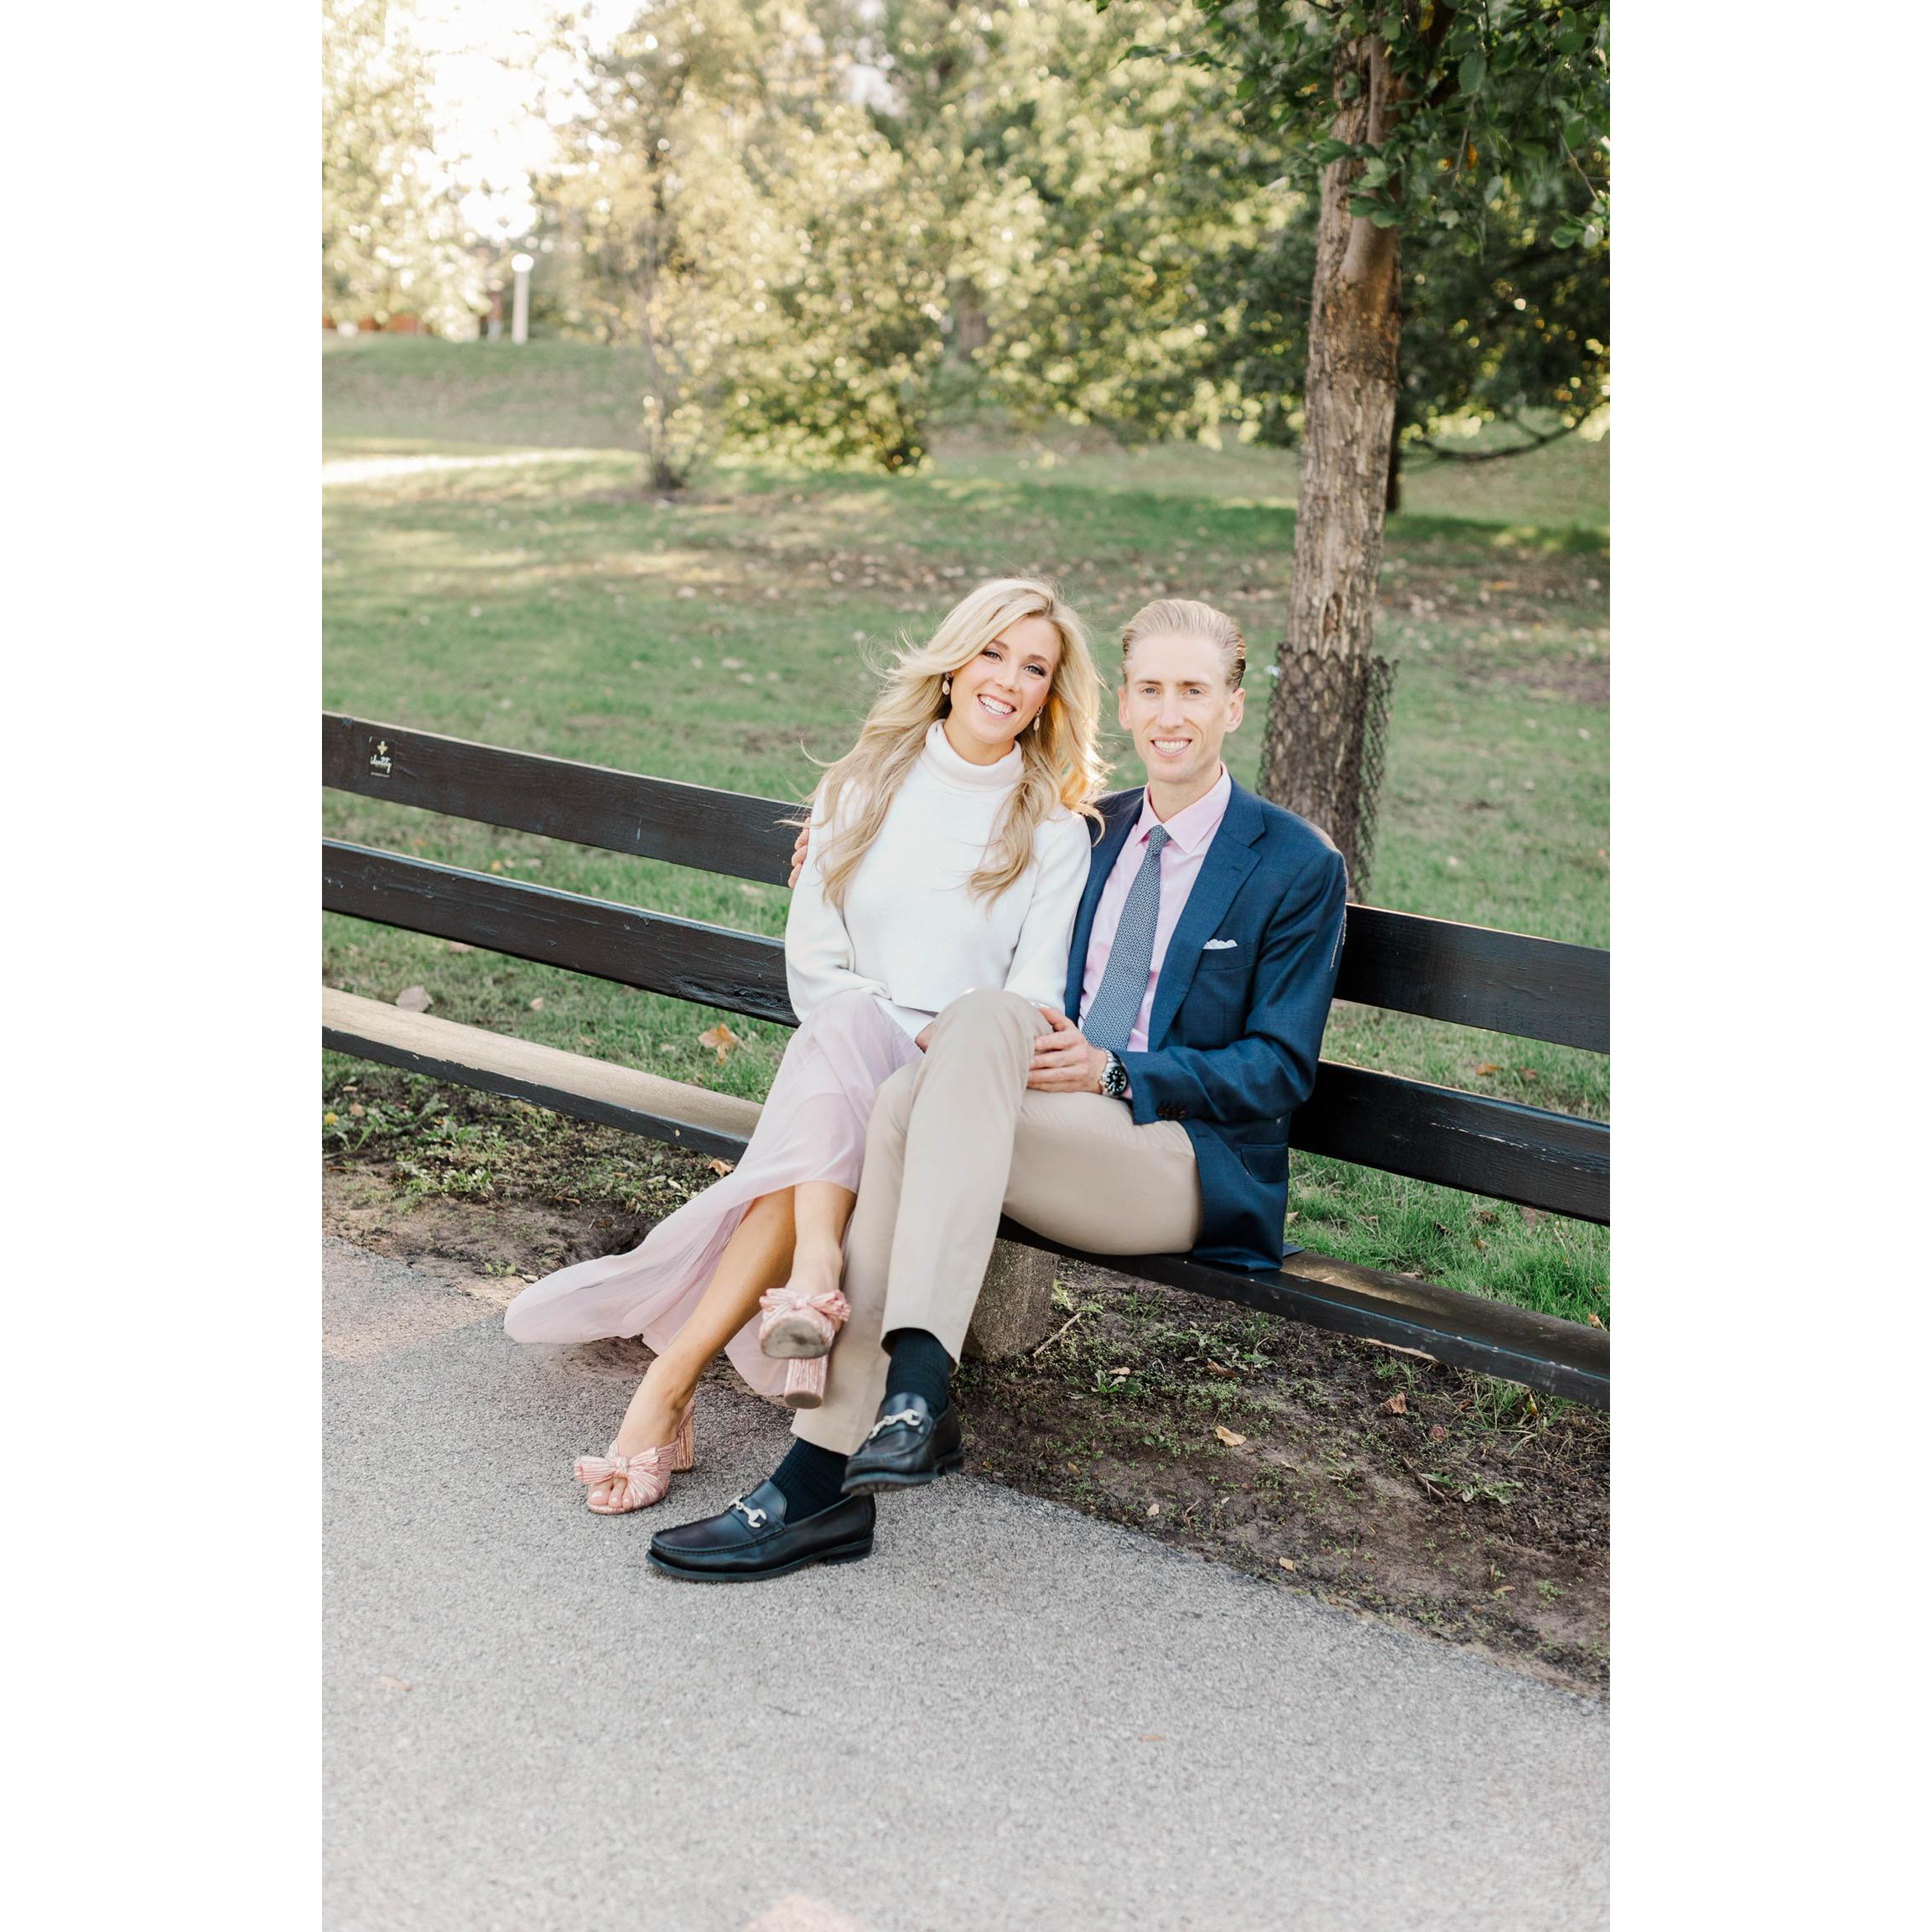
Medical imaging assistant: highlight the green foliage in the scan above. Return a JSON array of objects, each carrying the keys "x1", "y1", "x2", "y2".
[
  {"x1": 870, "y1": 0, "x2": 1280, "y2": 445},
  {"x1": 532, "y1": 1, "x2": 1606, "y2": 470},
  {"x1": 1187, "y1": 1, "x2": 1609, "y2": 252},
  {"x1": 321, "y1": 0, "x2": 481, "y2": 335},
  {"x1": 1203, "y1": 172, "x2": 1607, "y2": 454},
  {"x1": 1137, "y1": 2, "x2": 1609, "y2": 455},
  {"x1": 543, "y1": 0, "x2": 955, "y2": 479}
]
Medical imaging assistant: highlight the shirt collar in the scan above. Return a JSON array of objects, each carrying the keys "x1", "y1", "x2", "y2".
[{"x1": 1134, "y1": 766, "x2": 1232, "y2": 857}]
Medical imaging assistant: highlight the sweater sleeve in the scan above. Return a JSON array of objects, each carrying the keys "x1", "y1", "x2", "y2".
[
  {"x1": 783, "y1": 792, "x2": 895, "y2": 1024},
  {"x1": 1000, "y1": 813, "x2": 1093, "y2": 1012}
]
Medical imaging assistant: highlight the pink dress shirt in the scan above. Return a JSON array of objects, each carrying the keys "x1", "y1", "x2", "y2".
[{"x1": 1078, "y1": 766, "x2": 1234, "y2": 1053}]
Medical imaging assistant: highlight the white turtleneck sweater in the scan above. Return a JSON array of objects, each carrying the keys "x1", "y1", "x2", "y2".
[{"x1": 785, "y1": 722, "x2": 1093, "y2": 1037}]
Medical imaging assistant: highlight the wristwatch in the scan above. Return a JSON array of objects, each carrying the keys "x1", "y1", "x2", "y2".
[{"x1": 1100, "y1": 1050, "x2": 1130, "y2": 1100}]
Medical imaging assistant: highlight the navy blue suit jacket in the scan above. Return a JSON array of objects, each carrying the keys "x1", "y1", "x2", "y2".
[{"x1": 1063, "y1": 780, "x2": 1348, "y2": 1272}]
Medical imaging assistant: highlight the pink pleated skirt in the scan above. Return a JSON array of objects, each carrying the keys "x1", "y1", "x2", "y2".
[{"x1": 501, "y1": 987, "x2": 923, "y2": 1399}]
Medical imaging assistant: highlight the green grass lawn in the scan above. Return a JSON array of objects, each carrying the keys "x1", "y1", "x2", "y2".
[{"x1": 324, "y1": 338, "x2": 1609, "y2": 1326}]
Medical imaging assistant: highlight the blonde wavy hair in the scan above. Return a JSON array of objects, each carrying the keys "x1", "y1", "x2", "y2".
[{"x1": 812, "y1": 578, "x2": 1107, "y2": 912}]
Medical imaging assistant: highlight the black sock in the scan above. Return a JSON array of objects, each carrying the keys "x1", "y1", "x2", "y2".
[
  {"x1": 884, "y1": 1327, "x2": 954, "y2": 1414},
  {"x1": 768, "y1": 1438, "x2": 849, "y2": 1519}
]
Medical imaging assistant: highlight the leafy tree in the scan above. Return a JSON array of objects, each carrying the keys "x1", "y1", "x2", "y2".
[
  {"x1": 543, "y1": 0, "x2": 955, "y2": 480},
  {"x1": 862, "y1": 0, "x2": 1272, "y2": 444},
  {"x1": 1202, "y1": 166, "x2": 1607, "y2": 506},
  {"x1": 1166, "y1": 0, "x2": 1610, "y2": 889},
  {"x1": 322, "y1": 0, "x2": 481, "y2": 335}
]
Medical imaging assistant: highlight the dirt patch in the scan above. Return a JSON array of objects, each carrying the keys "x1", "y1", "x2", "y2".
[
  {"x1": 958, "y1": 1264, "x2": 1607, "y2": 1692},
  {"x1": 323, "y1": 1069, "x2": 1608, "y2": 1695},
  {"x1": 1481, "y1": 655, "x2": 1610, "y2": 705}
]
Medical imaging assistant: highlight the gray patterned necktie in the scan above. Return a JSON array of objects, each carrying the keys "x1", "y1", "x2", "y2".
[{"x1": 1083, "y1": 823, "x2": 1171, "y2": 1052}]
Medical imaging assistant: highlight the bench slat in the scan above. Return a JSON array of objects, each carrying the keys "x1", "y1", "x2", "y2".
[
  {"x1": 1295, "y1": 1064, "x2": 1608, "y2": 1224},
  {"x1": 325, "y1": 842, "x2": 1607, "y2": 1221},
  {"x1": 1336, "y1": 906, "x2": 1607, "y2": 1053},
  {"x1": 324, "y1": 988, "x2": 761, "y2": 1161},
  {"x1": 322, "y1": 991, "x2": 1607, "y2": 1408},
  {"x1": 323, "y1": 712, "x2": 799, "y2": 884},
  {"x1": 324, "y1": 714, "x2": 1608, "y2": 1052},
  {"x1": 324, "y1": 839, "x2": 798, "y2": 1025}
]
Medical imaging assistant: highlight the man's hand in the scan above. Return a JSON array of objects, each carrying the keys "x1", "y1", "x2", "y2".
[
  {"x1": 786, "y1": 823, "x2": 811, "y2": 889},
  {"x1": 1027, "y1": 1006, "x2": 1109, "y2": 1093}
]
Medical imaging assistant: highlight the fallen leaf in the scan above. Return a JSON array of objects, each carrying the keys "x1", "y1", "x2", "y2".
[
  {"x1": 375, "y1": 1675, "x2": 410, "y2": 1691},
  {"x1": 1139, "y1": 1733, "x2": 1166, "y2": 1742},
  {"x1": 1283, "y1": 1211, "x2": 1299, "y2": 1225},
  {"x1": 528, "y1": 997, "x2": 544, "y2": 1011},
  {"x1": 1587, "y1": 1312, "x2": 1604, "y2": 1328},
  {"x1": 348, "y1": 1103, "x2": 366, "y2": 1118},
  {"x1": 1518, "y1": 1067, "x2": 1540, "y2": 1081},
  {"x1": 1109, "y1": 1365, "x2": 1132, "y2": 1379},
  {"x1": 1380, "y1": 1392, "x2": 1408, "y2": 1415},
  {"x1": 706, "y1": 1157, "x2": 735, "y2": 1177},
  {"x1": 1203, "y1": 1361, "x2": 1238, "y2": 1379},
  {"x1": 1520, "y1": 1205, "x2": 1545, "y2": 1227},
  {"x1": 1213, "y1": 1426, "x2": 1246, "y2": 1447},
  {"x1": 444, "y1": 940, "x2": 473, "y2": 953},
  {"x1": 1429, "y1": 1424, "x2": 1446, "y2": 1441},
  {"x1": 1473, "y1": 1062, "x2": 1501, "y2": 1077},
  {"x1": 699, "y1": 1022, "x2": 742, "y2": 1063},
  {"x1": 1146, "y1": 1501, "x2": 1161, "y2": 1517},
  {"x1": 395, "y1": 986, "x2": 432, "y2": 1012},
  {"x1": 1277, "y1": 1556, "x2": 1297, "y2": 1572}
]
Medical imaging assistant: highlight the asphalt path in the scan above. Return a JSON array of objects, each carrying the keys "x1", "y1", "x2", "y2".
[{"x1": 324, "y1": 1236, "x2": 1607, "y2": 1931}]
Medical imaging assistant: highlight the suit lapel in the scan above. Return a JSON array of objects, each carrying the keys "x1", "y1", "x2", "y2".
[
  {"x1": 1066, "y1": 791, "x2": 1142, "y2": 1018},
  {"x1": 1145, "y1": 782, "x2": 1265, "y2": 1048}
]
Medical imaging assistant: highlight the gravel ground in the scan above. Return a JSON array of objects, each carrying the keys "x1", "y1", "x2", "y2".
[{"x1": 325, "y1": 1236, "x2": 1607, "y2": 1931}]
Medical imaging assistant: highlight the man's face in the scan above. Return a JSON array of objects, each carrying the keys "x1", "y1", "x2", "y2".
[{"x1": 1118, "y1": 631, "x2": 1244, "y2": 793}]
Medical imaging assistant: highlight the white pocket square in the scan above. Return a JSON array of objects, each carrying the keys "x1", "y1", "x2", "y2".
[{"x1": 1202, "y1": 938, "x2": 1239, "y2": 950}]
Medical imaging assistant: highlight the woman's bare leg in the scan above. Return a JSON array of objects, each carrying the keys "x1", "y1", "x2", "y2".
[
  {"x1": 787, "y1": 1179, "x2": 858, "y2": 1312},
  {"x1": 588, "y1": 1190, "x2": 797, "y2": 1505}
]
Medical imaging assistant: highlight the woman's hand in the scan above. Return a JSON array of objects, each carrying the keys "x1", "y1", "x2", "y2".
[
  {"x1": 1027, "y1": 1007, "x2": 1109, "y2": 1093},
  {"x1": 914, "y1": 1023, "x2": 936, "y2": 1052},
  {"x1": 787, "y1": 824, "x2": 811, "y2": 888}
]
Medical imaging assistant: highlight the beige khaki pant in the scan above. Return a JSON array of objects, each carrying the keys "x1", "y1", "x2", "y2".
[{"x1": 793, "y1": 988, "x2": 1201, "y2": 1457}]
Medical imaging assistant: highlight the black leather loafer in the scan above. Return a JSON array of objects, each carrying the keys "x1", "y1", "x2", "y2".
[
  {"x1": 840, "y1": 1393, "x2": 963, "y2": 1495},
  {"x1": 647, "y1": 1480, "x2": 875, "y2": 1583}
]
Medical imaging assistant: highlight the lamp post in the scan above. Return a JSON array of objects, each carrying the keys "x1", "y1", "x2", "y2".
[{"x1": 510, "y1": 252, "x2": 533, "y2": 345}]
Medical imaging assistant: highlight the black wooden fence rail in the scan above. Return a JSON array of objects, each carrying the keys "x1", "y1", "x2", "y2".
[{"x1": 323, "y1": 712, "x2": 1611, "y2": 1405}]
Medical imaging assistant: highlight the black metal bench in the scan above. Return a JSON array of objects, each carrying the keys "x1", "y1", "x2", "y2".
[{"x1": 323, "y1": 711, "x2": 1610, "y2": 1408}]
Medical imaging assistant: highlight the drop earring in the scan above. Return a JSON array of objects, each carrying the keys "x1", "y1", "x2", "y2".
[
  {"x1": 1031, "y1": 712, "x2": 1042, "y2": 732},
  {"x1": 941, "y1": 675, "x2": 952, "y2": 698}
]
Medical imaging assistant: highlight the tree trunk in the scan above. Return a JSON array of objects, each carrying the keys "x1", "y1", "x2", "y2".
[{"x1": 1257, "y1": 37, "x2": 1404, "y2": 897}]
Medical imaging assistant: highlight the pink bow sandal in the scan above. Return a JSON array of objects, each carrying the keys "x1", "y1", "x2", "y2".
[
  {"x1": 573, "y1": 1400, "x2": 696, "y2": 1514},
  {"x1": 757, "y1": 1281, "x2": 850, "y2": 1408}
]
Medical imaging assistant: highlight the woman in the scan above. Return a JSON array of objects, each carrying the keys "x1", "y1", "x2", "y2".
[{"x1": 503, "y1": 579, "x2": 1105, "y2": 1513}]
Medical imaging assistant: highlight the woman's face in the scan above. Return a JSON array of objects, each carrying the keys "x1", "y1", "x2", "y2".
[{"x1": 947, "y1": 614, "x2": 1064, "y2": 756}]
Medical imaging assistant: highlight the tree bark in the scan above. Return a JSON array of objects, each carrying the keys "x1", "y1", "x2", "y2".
[{"x1": 1257, "y1": 36, "x2": 1405, "y2": 896}]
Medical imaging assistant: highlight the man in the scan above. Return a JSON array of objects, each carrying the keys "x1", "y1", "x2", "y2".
[{"x1": 647, "y1": 599, "x2": 1348, "y2": 1581}]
